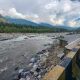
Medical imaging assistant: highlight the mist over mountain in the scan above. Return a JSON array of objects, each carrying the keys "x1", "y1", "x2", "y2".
[
  {"x1": 0, "y1": 14, "x2": 79, "y2": 31},
  {"x1": 5, "y1": 16, "x2": 76, "y2": 29},
  {"x1": 5, "y1": 16, "x2": 39, "y2": 26}
]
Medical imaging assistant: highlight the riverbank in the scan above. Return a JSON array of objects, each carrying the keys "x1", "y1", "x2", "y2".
[
  {"x1": 12, "y1": 39, "x2": 64, "y2": 80},
  {"x1": 0, "y1": 33, "x2": 80, "y2": 80},
  {"x1": 0, "y1": 33, "x2": 56, "y2": 80}
]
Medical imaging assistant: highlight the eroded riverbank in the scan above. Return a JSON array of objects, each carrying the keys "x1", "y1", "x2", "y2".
[
  {"x1": 0, "y1": 33, "x2": 58, "y2": 80},
  {"x1": 0, "y1": 33, "x2": 80, "y2": 80}
]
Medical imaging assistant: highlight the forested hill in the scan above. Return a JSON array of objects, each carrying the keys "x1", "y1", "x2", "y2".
[
  {"x1": 0, "y1": 22, "x2": 68, "y2": 33},
  {"x1": 0, "y1": 15, "x2": 6, "y2": 23},
  {"x1": 0, "y1": 14, "x2": 79, "y2": 33}
]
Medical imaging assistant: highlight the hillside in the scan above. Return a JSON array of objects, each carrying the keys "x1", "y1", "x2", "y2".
[
  {"x1": 0, "y1": 22, "x2": 68, "y2": 33},
  {"x1": 5, "y1": 17, "x2": 74, "y2": 30},
  {"x1": 0, "y1": 14, "x2": 79, "y2": 33},
  {"x1": 5, "y1": 17, "x2": 38, "y2": 26},
  {"x1": 0, "y1": 15, "x2": 6, "y2": 23}
]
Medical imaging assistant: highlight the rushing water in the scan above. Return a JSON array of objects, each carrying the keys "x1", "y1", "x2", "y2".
[
  {"x1": 0, "y1": 34, "x2": 55, "y2": 80},
  {"x1": 0, "y1": 33, "x2": 80, "y2": 80}
]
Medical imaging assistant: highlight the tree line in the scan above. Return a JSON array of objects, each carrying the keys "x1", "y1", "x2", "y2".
[{"x1": 0, "y1": 22, "x2": 69, "y2": 33}]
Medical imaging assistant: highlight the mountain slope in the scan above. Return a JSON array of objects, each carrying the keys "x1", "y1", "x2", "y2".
[
  {"x1": 5, "y1": 17, "x2": 38, "y2": 26},
  {"x1": 39, "y1": 23, "x2": 54, "y2": 27},
  {"x1": 4, "y1": 16, "x2": 79, "y2": 30},
  {"x1": 0, "y1": 14, "x2": 6, "y2": 23},
  {"x1": 5, "y1": 17, "x2": 71, "y2": 29}
]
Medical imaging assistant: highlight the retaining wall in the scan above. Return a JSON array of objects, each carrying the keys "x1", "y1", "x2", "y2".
[{"x1": 43, "y1": 43, "x2": 80, "y2": 80}]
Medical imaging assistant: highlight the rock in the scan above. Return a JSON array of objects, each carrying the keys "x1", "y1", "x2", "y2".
[
  {"x1": 32, "y1": 64, "x2": 38, "y2": 71},
  {"x1": 37, "y1": 51, "x2": 43, "y2": 54},
  {"x1": 22, "y1": 72, "x2": 29, "y2": 78},
  {"x1": 33, "y1": 64, "x2": 38, "y2": 69},
  {"x1": 30, "y1": 58, "x2": 37, "y2": 63},
  {"x1": 18, "y1": 72, "x2": 26, "y2": 79},
  {"x1": 42, "y1": 49, "x2": 46, "y2": 52},
  {"x1": 26, "y1": 76, "x2": 30, "y2": 80},
  {"x1": 37, "y1": 75, "x2": 41, "y2": 79},
  {"x1": 13, "y1": 75, "x2": 19, "y2": 80},
  {"x1": 39, "y1": 54, "x2": 43, "y2": 58},
  {"x1": 34, "y1": 55, "x2": 40, "y2": 61},
  {"x1": 19, "y1": 69, "x2": 30, "y2": 78},
  {"x1": 34, "y1": 71, "x2": 38, "y2": 76},
  {"x1": 18, "y1": 73, "x2": 21, "y2": 79},
  {"x1": 40, "y1": 54, "x2": 47, "y2": 62},
  {"x1": 35, "y1": 68, "x2": 41, "y2": 73},
  {"x1": 30, "y1": 71, "x2": 34, "y2": 75},
  {"x1": 23, "y1": 68, "x2": 29, "y2": 72},
  {"x1": 24, "y1": 37, "x2": 28, "y2": 39},
  {"x1": 44, "y1": 52, "x2": 49, "y2": 57},
  {"x1": 40, "y1": 69, "x2": 47, "y2": 75},
  {"x1": 15, "y1": 67, "x2": 19, "y2": 71},
  {"x1": 57, "y1": 53, "x2": 64, "y2": 59},
  {"x1": 28, "y1": 63, "x2": 33, "y2": 67},
  {"x1": 20, "y1": 78, "x2": 25, "y2": 80},
  {"x1": 19, "y1": 69, "x2": 24, "y2": 73}
]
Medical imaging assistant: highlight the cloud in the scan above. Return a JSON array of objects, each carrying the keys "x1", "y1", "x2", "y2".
[
  {"x1": 0, "y1": 8, "x2": 40, "y2": 22},
  {"x1": 67, "y1": 19, "x2": 80, "y2": 27},
  {"x1": 63, "y1": 3, "x2": 71, "y2": 12},
  {"x1": 8, "y1": 8, "x2": 26, "y2": 19},
  {"x1": 45, "y1": 1, "x2": 58, "y2": 10},
  {"x1": 68, "y1": 21, "x2": 77, "y2": 27},
  {"x1": 50, "y1": 17, "x2": 65, "y2": 25},
  {"x1": 0, "y1": 0, "x2": 80, "y2": 27},
  {"x1": 0, "y1": 8, "x2": 26, "y2": 19},
  {"x1": 0, "y1": 10, "x2": 5, "y2": 16},
  {"x1": 26, "y1": 14, "x2": 40, "y2": 23}
]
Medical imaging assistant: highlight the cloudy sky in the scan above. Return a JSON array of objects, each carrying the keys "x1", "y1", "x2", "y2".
[{"x1": 0, "y1": 0, "x2": 80, "y2": 27}]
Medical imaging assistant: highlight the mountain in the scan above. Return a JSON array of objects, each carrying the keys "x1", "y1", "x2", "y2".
[
  {"x1": 0, "y1": 14, "x2": 6, "y2": 23},
  {"x1": 39, "y1": 22, "x2": 73, "y2": 30},
  {"x1": 5, "y1": 17, "x2": 38, "y2": 26},
  {"x1": 39, "y1": 23, "x2": 54, "y2": 27},
  {"x1": 5, "y1": 17, "x2": 56, "y2": 28},
  {"x1": 55, "y1": 25, "x2": 74, "y2": 30},
  {"x1": 4, "y1": 16, "x2": 79, "y2": 30},
  {"x1": 5, "y1": 17, "x2": 71, "y2": 29}
]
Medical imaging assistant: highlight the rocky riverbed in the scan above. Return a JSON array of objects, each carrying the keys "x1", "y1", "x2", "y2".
[
  {"x1": 12, "y1": 42, "x2": 63, "y2": 80},
  {"x1": 0, "y1": 33, "x2": 80, "y2": 80},
  {"x1": 0, "y1": 33, "x2": 59, "y2": 80}
]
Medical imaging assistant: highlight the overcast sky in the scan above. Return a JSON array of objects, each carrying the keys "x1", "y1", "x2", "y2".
[{"x1": 0, "y1": 0, "x2": 80, "y2": 27}]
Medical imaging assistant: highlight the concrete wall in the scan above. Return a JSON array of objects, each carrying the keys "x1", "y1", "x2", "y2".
[{"x1": 43, "y1": 46, "x2": 80, "y2": 80}]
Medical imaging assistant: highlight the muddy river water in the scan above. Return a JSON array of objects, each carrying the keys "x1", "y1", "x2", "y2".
[{"x1": 0, "y1": 33, "x2": 80, "y2": 80}]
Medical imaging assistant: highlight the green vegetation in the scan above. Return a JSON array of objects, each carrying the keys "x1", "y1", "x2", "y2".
[
  {"x1": 0, "y1": 15, "x2": 7, "y2": 23},
  {"x1": 0, "y1": 22, "x2": 68, "y2": 33}
]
